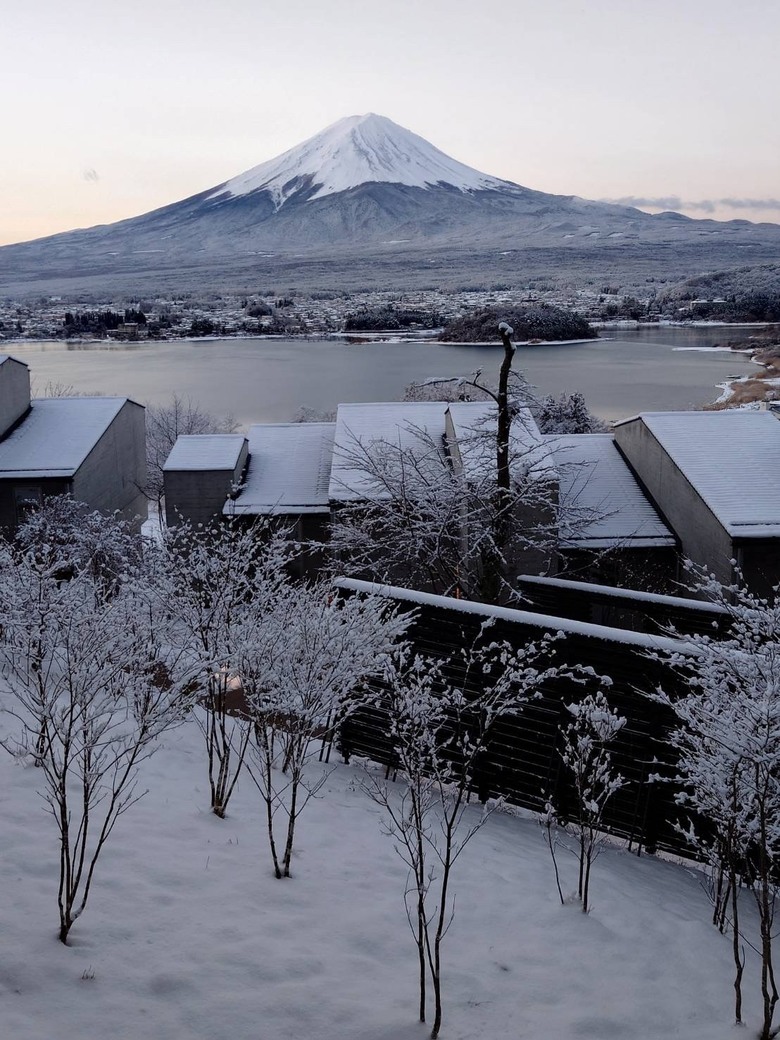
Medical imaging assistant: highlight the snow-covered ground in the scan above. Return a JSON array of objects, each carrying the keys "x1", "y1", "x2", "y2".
[{"x1": 0, "y1": 722, "x2": 766, "y2": 1039}]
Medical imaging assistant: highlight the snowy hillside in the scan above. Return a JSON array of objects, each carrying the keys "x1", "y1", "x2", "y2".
[
  {"x1": 0, "y1": 720, "x2": 770, "y2": 1040},
  {"x1": 209, "y1": 114, "x2": 516, "y2": 209}
]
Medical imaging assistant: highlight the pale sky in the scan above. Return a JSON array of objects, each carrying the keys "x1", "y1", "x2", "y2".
[{"x1": 2, "y1": 0, "x2": 778, "y2": 246}]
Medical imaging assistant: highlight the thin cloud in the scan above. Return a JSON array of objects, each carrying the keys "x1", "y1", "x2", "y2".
[
  {"x1": 604, "y1": 195, "x2": 780, "y2": 215},
  {"x1": 719, "y1": 197, "x2": 780, "y2": 211},
  {"x1": 82, "y1": 168, "x2": 99, "y2": 183}
]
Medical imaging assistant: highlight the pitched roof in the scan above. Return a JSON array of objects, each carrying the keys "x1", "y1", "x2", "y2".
[
  {"x1": 164, "y1": 435, "x2": 247, "y2": 472},
  {"x1": 0, "y1": 398, "x2": 128, "y2": 479},
  {"x1": 226, "y1": 423, "x2": 335, "y2": 516},
  {"x1": 546, "y1": 434, "x2": 675, "y2": 548},
  {"x1": 447, "y1": 402, "x2": 555, "y2": 483},
  {"x1": 329, "y1": 402, "x2": 449, "y2": 501},
  {"x1": 621, "y1": 411, "x2": 780, "y2": 538}
]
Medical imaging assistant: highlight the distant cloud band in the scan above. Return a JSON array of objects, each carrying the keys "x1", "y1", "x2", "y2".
[{"x1": 604, "y1": 195, "x2": 780, "y2": 214}]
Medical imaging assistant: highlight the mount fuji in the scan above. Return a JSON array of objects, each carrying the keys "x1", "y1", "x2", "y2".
[{"x1": 2, "y1": 113, "x2": 780, "y2": 292}]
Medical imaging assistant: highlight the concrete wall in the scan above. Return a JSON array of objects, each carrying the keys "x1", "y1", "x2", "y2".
[
  {"x1": 0, "y1": 357, "x2": 31, "y2": 438},
  {"x1": 165, "y1": 441, "x2": 248, "y2": 527},
  {"x1": 72, "y1": 401, "x2": 147, "y2": 530},
  {"x1": 501, "y1": 478, "x2": 560, "y2": 592},
  {"x1": 614, "y1": 419, "x2": 734, "y2": 586}
]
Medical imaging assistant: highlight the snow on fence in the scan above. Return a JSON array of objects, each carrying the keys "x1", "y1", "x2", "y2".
[
  {"x1": 334, "y1": 578, "x2": 702, "y2": 858},
  {"x1": 516, "y1": 573, "x2": 731, "y2": 639}
]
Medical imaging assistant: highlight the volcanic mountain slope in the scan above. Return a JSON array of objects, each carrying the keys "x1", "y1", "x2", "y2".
[{"x1": 2, "y1": 113, "x2": 780, "y2": 290}]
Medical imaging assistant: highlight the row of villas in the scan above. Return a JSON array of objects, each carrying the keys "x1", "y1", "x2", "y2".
[
  {"x1": 163, "y1": 397, "x2": 780, "y2": 599},
  {"x1": 2, "y1": 350, "x2": 779, "y2": 600}
]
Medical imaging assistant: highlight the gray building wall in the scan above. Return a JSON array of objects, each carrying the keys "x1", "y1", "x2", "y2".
[
  {"x1": 165, "y1": 441, "x2": 248, "y2": 527},
  {"x1": 0, "y1": 357, "x2": 31, "y2": 437},
  {"x1": 614, "y1": 419, "x2": 734, "y2": 585},
  {"x1": 72, "y1": 401, "x2": 147, "y2": 530},
  {"x1": 503, "y1": 480, "x2": 560, "y2": 589}
]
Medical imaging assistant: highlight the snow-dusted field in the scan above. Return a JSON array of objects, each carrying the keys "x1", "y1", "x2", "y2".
[{"x1": 0, "y1": 722, "x2": 763, "y2": 1040}]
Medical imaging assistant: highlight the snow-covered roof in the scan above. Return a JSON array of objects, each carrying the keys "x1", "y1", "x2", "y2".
[
  {"x1": 546, "y1": 434, "x2": 676, "y2": 548},
  {"x1": 447, "y1": 403, "x2": 556, "y2": 484},
  {"x1": 329, "y1": 402, "x2": 450, "y2": 502},
  {"x1": 164, "y1": 435, "x2": 247, "y2": 472},
  {"x1": 0, "y1": 398, "x2": 128, "y2": 479},
  {"x1": 209, "y1": 113, "x2": 515, "y2": 210},
  {"x1": 227, "y1": 423, "x2": 335, "y2": 516},
  {"x1": 618, "y1": 411, "x2": 780, "y2": 538}
]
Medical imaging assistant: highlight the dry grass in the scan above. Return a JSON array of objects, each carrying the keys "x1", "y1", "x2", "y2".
[{"x1": 706, "y1": 350, "x2": 780, "y2": 409}]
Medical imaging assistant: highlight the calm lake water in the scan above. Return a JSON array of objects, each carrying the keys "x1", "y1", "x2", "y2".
[{"x1": 5, "y1": 326, "x2": 765, "y2": 430}]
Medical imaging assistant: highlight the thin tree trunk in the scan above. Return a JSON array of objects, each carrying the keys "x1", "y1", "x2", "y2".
[
  {"x1": 414, "y1": 792, "x2": 427, "y2": 1023},
  {"x1": 582, "y1": 845, "x2": 593, "y2": 914},
  {"x1": 496, "y1": 326, "x2": 515, "y2": 496},
  {"x1": 756, "y1": 777, "x2": 778, "y2": 1040},
  {"x1": 729, "y1": 863, "x2": 743, "y2": 1025},
  {"x1": 758, "y1": 874, "x2": 778, "y2": 1040},
  {"x1": 256, "y1": 724, "x2": 282, "y2": 878},
  {"x1": 282, "y1": 769, "x2": 299, "y2": 878}
]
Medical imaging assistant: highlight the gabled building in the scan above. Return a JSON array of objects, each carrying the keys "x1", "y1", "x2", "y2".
[
  {"x1": 0, "y1": 354, "x2": 146, "y2": 532},
  {"x1": 613, "y1": 410, "x2": 780, "y2": 596},
  {"x1": 546, "y1": 433, "x2": 677, "y2": 589}
]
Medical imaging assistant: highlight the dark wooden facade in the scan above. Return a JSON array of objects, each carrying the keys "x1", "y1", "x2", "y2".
[
  {"x1": 335, "y1": 579, "x2": 704, "y2": 859},
  {"x1": 516, "y1": 574, "x2": 730, "y2": 638}
]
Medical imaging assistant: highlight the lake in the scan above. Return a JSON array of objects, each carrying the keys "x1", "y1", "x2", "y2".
[{"x1": 4, "y1": 326, "x2": 765, "y2": 430}]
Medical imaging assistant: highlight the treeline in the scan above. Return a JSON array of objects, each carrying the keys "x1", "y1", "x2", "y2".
[
  {"x1": 63, "y1": 308, "x2": 147, "y2": 335},
  {"x1": 440, "y1": 304, "x2": 596, "y2": 343},
  {"x1": 344, "y1": 305, "x2": 444, "y2": 331}
]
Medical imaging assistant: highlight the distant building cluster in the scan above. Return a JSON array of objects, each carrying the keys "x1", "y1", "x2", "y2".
[{"x1": 0, "y1": 283, "x2": 684, "y2": 343}]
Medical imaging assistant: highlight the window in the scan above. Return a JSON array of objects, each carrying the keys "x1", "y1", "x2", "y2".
[{"x1": 14, "y1": 486, "x2": 42, "y2": 523}]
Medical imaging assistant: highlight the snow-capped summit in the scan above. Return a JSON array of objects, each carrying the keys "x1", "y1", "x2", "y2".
[{"x1": 209, "y1": 114, "x2": 515, "y2": 209}]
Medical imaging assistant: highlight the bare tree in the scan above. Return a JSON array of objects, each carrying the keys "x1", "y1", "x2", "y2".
[
  {"x1": 652, "y1": 572, "x2": 780, "y2": 1037},
  {"x1": 153, "y1": 519, "x2": 290, "y2": 818},
  {"x1": 545, "y1": 689, "x2": 626, "y2": 913},
  {"x1": 331, "y1": 322, "x2": 605, "y2": 605},
  {"x1": 0, "y1": 510, "x2": 194, "y2": 944},
  {"x1": 366, "y1": 625, "x2": 582, "y2": 1038},
  {"x1": 144, "y1": 394, "x2": 238, "y2": 519},
  {"x1": 239, "y1": 584, "x2": 407, "y2": 878}
]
